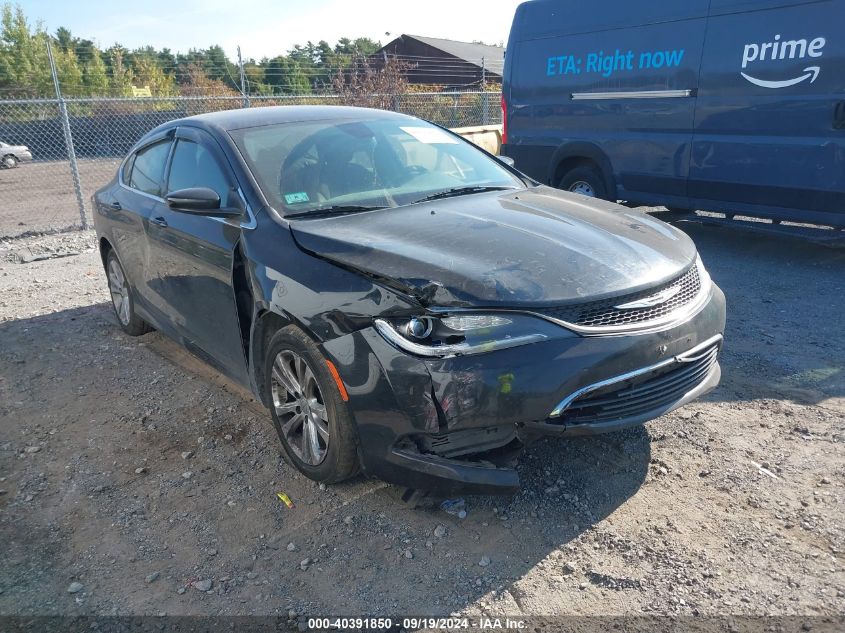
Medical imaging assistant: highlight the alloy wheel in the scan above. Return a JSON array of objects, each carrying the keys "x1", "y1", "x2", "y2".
[
  {"x1": 568, "y1": 180, "x2": 595, "y2": 197},
  {"x1": 107, "y1": 258, "x2": 131, "y2": 326},
  {"x1": 271, "y1": 350, "x2": 330, "y2": 465}
]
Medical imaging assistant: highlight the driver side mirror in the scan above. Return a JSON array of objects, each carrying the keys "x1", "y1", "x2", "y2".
[
  {"x1": 497, "y1": 155, "x2": 515, "y2": 168},
  {"x1": 166, "y1": 187, "x2": 242, "y2": 217}
]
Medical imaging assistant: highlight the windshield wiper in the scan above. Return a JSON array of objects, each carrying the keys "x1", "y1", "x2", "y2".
[
  {"x1": 286, "y1": 204, "x2": 386, "y2": 219},
  {"x1": 411, "y1": 186, "x2": 517, "y2": 204}
]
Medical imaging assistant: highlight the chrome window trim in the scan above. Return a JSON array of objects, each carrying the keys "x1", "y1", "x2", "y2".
[
  {"x1": 117, "y1": 146, "x2": 257, "y2": 231},
  {"x1": 118, "y1": 181, "x2": 165, "y2": 204},
  {"x1": 548, "y1": 333, "x2": 723, "y2": 418},
  {"x1": 118, "y1": 137, "x2": 173, "y2": 202},
  {"x1": 571, "y1": 89, "x2": 693, "y2": 100}
]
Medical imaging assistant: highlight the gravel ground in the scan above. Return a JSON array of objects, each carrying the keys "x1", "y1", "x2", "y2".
[{"x1": 0, "y1": 220, "x2": 843, "y2": 619}]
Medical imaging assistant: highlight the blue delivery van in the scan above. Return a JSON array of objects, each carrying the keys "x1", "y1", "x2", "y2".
[{"x1": 501, "y1": 0, "x2": 845, "y2": 228}]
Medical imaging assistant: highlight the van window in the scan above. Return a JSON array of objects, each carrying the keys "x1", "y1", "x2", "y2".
[{"x1": 128, "y1": 140, "x2": 171, "y2": 197}]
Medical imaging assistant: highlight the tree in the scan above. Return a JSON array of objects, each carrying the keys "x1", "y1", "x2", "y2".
[
  {"x1": 74, "y1": 38, "x2": 96, "y2": 65},
  {"x1": 53, "y1": 46, "x2": 83, "y2": 96},
  {"x1": 54, "y1": 25, "x2": 72, "y2": 52},
  {"x1": 106, "y1": 45, "x2": 134, "y2": 96},
  {"x1": 157, "y1": 47, "x2": 176, "y2": 77},
  {"x1": 331, "y1": 55, "x2": 411, "y2": 109},
  {"x1": 243, "y1": 59, "x2": 271, "y2": 95},
  {"x1": 334, "y1": 37, "x2": 380, "y2": 57},
  {"x1": 132, "y1": 56, "x2": 178, "y2": 96},
  {"x1": 265, "y1": 55, "x2": 310, "y2": 95},
  {"x1": 204, "y1": 45, "x2": 238, "y2": 89},
  {"x1": 0, "y1": 3, "x2": 393, "y2": 99},
  {"x1": 0, "y1": 3, "x2": 52, "y2": 97},
  {"x1": 180, "y1": 62, "x2": 239, "y2": 98},
  {"x1": 83, "y1": 48, "x2": 109, "y2": 95}
]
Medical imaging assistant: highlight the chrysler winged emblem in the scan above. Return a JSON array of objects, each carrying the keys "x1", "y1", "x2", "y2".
[{"x1": 615, "y1": 286, "x2": 681, "y2": 310}]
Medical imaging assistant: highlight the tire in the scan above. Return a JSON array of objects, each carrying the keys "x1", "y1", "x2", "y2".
[
  {"x1": 105, "y1": 250, "x2": 151, "y2": 336},
  {"x1": 558, "y1": 165, "x2": 607, "y2": 199},
  {"x1": 2, "y1": 155, "x2": 18, "y2": 169},
  {"x1": 265, "y1": 325, "x2": 360, "y2": 484}
]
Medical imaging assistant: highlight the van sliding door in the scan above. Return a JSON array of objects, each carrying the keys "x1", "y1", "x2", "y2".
[{"x1": 507, "y1": 1, "x2": 708, "y2": 202}]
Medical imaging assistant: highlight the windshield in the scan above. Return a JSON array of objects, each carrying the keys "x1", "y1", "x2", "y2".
[{"x1": 229, "y1": 117, "x2": 523, "y2": 215}]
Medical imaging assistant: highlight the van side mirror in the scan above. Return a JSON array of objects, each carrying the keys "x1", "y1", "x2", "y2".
[{"x1": 497, "y1": 155, "x2": 515, "y2": 168}]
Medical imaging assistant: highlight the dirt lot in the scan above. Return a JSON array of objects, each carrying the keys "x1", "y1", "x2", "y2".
[
  {"x1": 0, "y1": 220, "x2": 843, "y2": 621},
  {"x1": 0, "y1": 159, "x2": 119, "y2": 238}
]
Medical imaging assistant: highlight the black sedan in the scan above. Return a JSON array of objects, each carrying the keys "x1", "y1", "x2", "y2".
[{"x1": 94, "y1": 106, "x2": 726, "y2": 496}]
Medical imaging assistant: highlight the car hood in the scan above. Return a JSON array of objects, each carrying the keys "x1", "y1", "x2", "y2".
[{"x1": 289, "y1": 186, "x2": 698, "y2": 307}]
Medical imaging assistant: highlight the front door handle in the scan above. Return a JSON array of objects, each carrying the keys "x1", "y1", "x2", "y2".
[
  {"x1": 109, "y1": 201, "x2": 121, "y2": 210},
  {"x1": 150, "y1": 216, "x2": 168, "y2": 227}
]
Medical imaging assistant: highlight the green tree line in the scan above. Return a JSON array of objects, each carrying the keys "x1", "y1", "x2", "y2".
[{"x1": 0, "y1": 3, "x2": 381, "y2": 98}]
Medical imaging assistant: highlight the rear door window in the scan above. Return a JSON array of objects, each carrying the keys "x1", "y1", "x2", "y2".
[{"x1": 128, "y1": 140, "x2": 171, "y2": 197}]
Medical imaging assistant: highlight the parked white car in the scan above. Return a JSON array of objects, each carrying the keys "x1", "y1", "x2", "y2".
[{"x1": 0, "y1": 141, "x2": 33, "y2": 168}]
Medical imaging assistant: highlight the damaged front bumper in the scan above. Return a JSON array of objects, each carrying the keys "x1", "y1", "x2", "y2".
[{"x1": 321, "y1": 284, "x2": 726, "y2": 495}]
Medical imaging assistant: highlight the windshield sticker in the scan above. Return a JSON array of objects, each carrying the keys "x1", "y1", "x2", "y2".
[
  {"x1": 400, "y1": 126, "x2": 458, "y2": 144},
  {"x1": 284, "y1": 192, "x2": 310, "y2": 204}
]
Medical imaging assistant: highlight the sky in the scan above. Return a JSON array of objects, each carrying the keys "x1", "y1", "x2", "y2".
[{"x1": 17, "y1": 0, "x2": 525, "y2": 60}]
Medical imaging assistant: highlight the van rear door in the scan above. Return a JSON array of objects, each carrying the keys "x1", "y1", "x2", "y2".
[{"x1": 690, "y1": 0, "x2": 845, "y2": 225}]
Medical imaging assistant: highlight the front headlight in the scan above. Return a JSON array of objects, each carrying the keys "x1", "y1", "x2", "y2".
[{"x1": 374, "y1": 312, "x2": 548, "y2": 358}]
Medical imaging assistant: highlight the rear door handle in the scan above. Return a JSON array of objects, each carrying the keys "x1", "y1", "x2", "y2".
[
  {"x1": 835, "y1": 101, "x2": 845, "y2": 130},
  {"x1": 150, "y1": 216, "x2": 168, "y2": 227},
  {"x1": 109, "y1": 201, "x2": 121, "y2": 210}
]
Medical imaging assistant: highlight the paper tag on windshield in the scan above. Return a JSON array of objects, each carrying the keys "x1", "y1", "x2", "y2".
[
  {"x1": 284, "y1": 192, "x2": 310, "y2": 204},
  {"x1": 400, "y1": 126, "x2": 458, "y2": 144}
]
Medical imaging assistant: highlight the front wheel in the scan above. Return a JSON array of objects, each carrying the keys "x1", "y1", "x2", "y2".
[
  {"x1": 558, "y1": 165, "x2": 607, "y2": 199},
  {"x1": 2, "y1": 155, "x2": 18, "y2": 169},
  {"x1": 265, "y1": 326, "x2": 360, "y2": 484}
]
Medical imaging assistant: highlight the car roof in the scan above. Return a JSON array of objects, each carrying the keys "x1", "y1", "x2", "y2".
[{"x1": 181, "y1": 105, "x2": 415, "y2": 132}]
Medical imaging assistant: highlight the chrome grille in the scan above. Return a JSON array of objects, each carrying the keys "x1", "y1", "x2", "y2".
[
  {"x1": 557, "y1": 341, "x2": 720, "y2": 426},
  {"x1": 536, "y1": 263, "x2": 702, "y2": 329}
]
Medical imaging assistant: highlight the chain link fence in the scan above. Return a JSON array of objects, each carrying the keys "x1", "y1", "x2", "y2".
[{"x1": 0, "y1": 91, "x2": 501, "y2": 239}]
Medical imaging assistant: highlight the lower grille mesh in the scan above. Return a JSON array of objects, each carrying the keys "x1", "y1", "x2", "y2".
[{"x1": 558, "y1": 342, "x2": 720, "y2": 425}]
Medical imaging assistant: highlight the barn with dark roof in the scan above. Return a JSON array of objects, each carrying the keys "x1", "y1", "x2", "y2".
[{"x1": 372, "y1": 34, "x2": 504, "y2": 87}]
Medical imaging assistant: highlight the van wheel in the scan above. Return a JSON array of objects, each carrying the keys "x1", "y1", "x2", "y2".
[{"x1": 559, "y1": 166, "x2": 607, "y2": 199}]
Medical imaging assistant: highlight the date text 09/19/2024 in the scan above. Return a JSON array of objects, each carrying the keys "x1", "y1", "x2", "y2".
[{"x1": 306, "y1": 617, "x2": 527, "y2": 630}]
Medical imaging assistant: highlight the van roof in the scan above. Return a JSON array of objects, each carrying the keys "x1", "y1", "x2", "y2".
[{"x1": 512, "y1": 0, "x2": 710, "y2": 41}]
